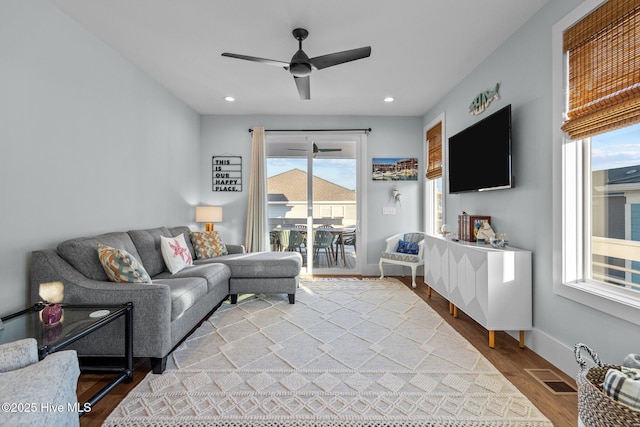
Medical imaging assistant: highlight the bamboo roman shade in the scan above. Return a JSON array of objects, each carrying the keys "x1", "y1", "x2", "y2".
[
  {"x1": 561, "y1": 0, "x2": 640, "y2": 139},
  {"x1": 425, "y1": 122, "x2": 442, "y2": 180}
]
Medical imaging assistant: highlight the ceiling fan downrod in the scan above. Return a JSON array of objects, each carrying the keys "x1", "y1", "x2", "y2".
[{"x1": 289, "y1": 28, "x2": 311, "y2": 78}]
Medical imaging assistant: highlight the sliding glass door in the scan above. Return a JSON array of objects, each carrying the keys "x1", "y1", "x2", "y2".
[{"x1": 266, "y1": 132, "x2": 361, "y2": 275}]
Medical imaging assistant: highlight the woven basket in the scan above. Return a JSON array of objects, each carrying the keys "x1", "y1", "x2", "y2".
[{"x1": 575, "y1": 343, "x2": 640, "y2": 427}]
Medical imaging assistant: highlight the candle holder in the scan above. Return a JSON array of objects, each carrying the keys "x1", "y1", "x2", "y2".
[{"x1": 41, "y1": 303, "x2": 63, "y2": 325}]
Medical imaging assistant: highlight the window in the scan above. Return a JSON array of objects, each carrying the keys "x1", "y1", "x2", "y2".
[
  {"x1": 554, "y1": 0, "x2": 640, "y2": 326},
  {"x1": 590, "y1": 124, "x2": 640, "y2": 292}
]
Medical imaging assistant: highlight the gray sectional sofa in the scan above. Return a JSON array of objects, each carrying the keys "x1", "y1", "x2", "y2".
[{"x1": 29, "y1": 226, "x2": 302, "y2": 373}]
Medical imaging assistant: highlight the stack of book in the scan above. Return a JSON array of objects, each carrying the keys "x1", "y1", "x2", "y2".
[{"x1": 458, "y1": 213, "x2": 470, "y2": 241}]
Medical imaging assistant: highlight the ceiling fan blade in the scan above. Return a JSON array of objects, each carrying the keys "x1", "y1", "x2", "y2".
[
  {"x1": 310, "y1": 46, "x2": 371, "y2": 70},
  {"x1": 294, "y1": 75, "x2": 310, "y2": 100},
  {"x1": 287, "y1": 143, "x2": 342, "y2": 153},
  {"x1": 221, "y1": 52, "x2": 289, "y2": 69},
  {"x1": 312, "y1": 143, "x2": 342, "y2": 153}
]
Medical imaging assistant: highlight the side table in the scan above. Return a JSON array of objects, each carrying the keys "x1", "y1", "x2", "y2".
[{"x1": 0, "y1": 302, "x2": 133, "y2": 416}]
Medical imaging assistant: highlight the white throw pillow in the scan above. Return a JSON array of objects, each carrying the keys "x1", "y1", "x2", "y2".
[{"x1": 160, "y1": 234, "x2": 193, "y2": 274}]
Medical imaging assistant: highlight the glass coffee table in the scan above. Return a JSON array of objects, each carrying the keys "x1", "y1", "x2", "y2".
[{"x1": 0, "y1": 302, "x2": 133, "y2": 416}]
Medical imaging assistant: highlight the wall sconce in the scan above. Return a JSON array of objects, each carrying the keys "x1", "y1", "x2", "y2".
[
  {"x1": 39, "y1": 281, "x2": 64, "y2": 325},
  {"x1": 391, "y1": 185, "x2": 401, "y2": 205},
  {"x1": 195, "y1": 206, "x2": 223, "y2": 231}
]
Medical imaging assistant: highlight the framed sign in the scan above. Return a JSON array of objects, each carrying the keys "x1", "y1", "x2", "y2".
[{"x1": 212, "y1": 156, "x2": 242, "y2": 192}]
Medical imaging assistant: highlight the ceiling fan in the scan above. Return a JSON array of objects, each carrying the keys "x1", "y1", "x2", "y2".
[
  {"x1": 221, "y1": 28, "x2": 371, "y2": 100},
  {"x1": 288, "y1": 143, "x2": 342, "y2": 155}
]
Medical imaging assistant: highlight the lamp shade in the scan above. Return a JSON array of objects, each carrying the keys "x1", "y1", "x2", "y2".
[
  {"x1": 39, "y1": 281, "x2": 64, "y2": 304},
  {"x1": 196, "y1": 206, "x2": 223, "y2": 223}
]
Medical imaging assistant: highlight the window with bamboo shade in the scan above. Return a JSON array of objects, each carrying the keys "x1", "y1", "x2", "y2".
[
  {"x1": 556, "y1": 0, "x2": 640, "y2": 321},
  {"x1": 561, "y1": 0, "x2": 640, "y2": 140},
  {"x1": 425, "y1": 122, "x2": 442, "y2": 180}
]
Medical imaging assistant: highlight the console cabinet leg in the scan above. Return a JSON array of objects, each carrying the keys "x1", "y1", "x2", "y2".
[
  {"x1": 519, "y1": 330, "x2": 525, "y2": 348},
  {"x1": 448, "y1": 303, "x2": 459, "y2": 317},
  {"x1": 488, "y1": 330, "x2": 495, "y2": 348}
]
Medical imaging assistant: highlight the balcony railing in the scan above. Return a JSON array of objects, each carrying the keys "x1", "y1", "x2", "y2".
[{"x1": 591, "y1": 236, "x2": 640, "y2": 291}]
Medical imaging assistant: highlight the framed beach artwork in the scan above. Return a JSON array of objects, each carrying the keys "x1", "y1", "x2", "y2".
[
  {"x1": 470, "y1": 216, "x2": 491, "y2": 242},
  {"x1": 372, "y1": 158, "x2": 418, "y2": 181}
]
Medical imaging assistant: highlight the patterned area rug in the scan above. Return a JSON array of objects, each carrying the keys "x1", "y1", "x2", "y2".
[{"x1": 103, "y1": 278, "x2": 553, "y2": 427}]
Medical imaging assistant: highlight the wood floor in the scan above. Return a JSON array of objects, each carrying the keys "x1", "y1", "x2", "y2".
[{"x1": 77, "y1": 275, "x2": 577, "y2": 427}]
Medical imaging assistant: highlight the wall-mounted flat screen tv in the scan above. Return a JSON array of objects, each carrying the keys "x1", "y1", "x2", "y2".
[{"x1": 448, "y1": 104, "x2": 513, "y2": 193}]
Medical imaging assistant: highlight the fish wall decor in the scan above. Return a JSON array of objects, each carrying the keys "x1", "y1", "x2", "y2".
[{"x1": 469, "y1": 83, "x2": 500, "y2": 115}]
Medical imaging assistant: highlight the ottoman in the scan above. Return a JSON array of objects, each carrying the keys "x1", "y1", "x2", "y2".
[{"x1": 213, "y1": 251, "x2": 303, "y2": 304}]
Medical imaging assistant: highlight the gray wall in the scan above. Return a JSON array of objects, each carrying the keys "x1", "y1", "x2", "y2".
[
  {"x1": 200, "y1": 115, "x2": 423, "y2": 271},
  {"x1": 0, "y1": 0, "x2": 201, "y2": 313},
  {"x1": 424, "y1": 0, "x2": 640, "y2": 374}
]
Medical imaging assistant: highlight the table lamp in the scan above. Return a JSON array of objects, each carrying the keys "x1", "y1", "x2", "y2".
[
  {"x1": 196, "y1": 206, "x2": 223, "y2": 231},
  {"x1": 39, "y1": 281, "x2": 64, "y2": 325}
]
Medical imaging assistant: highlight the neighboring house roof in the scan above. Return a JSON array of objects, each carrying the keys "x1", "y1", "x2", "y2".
[
  {"x1": 268, "y1": 168, "x2": 356, "y2": 202},
  {"x1": 600, "y1": 164, "x2": 640, "y2": 185},
  {"x1": 593, "y1": 164, "x2": 640, "y2": 193}
]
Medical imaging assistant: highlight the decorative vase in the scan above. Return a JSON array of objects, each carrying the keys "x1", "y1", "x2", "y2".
[{"x1": 42, "y1": 303, "x2": 63, "y2": 325}]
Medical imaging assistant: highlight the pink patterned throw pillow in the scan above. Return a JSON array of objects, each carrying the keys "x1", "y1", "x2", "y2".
[
  {"x1": 189, "y1": 231, "x2": 228, "y2": 259},
  {"x1": 97, "y1": 243, "x2": 152, "y2": 283},
  {"x1": 160, "y1": 234, "x2": 193, "y2": 273}
]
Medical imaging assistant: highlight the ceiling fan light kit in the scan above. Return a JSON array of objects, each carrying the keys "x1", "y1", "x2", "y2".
[{"x1": 222, "y1": 28, "x2": 371, "y2": 100}]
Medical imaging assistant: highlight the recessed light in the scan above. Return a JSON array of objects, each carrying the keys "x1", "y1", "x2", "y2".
[
  {"x1": 224, "y1": 96, "x2": 235, "y2": 102},
  {"x1": 384, "y1": 97, "x2": 394, "y2": 103}
]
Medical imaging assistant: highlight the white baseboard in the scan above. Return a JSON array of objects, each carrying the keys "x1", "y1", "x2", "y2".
[
  {"x1": 362, "y1": 263, "x2": 424, "y2": 278},
  {"x1": 461, "y1": 327, "x2": 576, "y2": 376},
  {"x1": 521, "y1": 328, "x2": 577, "y2": 376},
  {"x1": 480, "y1": 329, "x2": 576, "y2": 376}
]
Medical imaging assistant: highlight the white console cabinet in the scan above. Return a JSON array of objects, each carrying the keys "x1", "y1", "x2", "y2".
[{"x1": 423, "y1": 234, "x2": 532, "y2": 348}]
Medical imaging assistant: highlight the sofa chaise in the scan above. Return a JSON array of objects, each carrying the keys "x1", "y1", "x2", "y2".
[{"x1": 29, "y1": 226, "x2": 302, "y2": 373}]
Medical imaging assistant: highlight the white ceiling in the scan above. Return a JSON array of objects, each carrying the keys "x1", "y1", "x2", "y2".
[{"x1": 51, "y1": 0, "x2": 549, "y2": 117}]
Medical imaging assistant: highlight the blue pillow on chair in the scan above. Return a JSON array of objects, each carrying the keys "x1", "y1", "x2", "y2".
[{"x1": 396, "y1": 239, "x2": 419, "y2": 255}]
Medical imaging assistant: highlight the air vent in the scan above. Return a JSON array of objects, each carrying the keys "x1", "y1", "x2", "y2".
[{"x1": 525, "y1": 368, "x2": 577, "y2": 395}]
